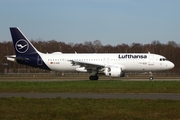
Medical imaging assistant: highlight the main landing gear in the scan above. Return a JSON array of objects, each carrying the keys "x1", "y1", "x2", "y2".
[{"x1": 89, "y1": 75, "x2": 99, "y2": 80}]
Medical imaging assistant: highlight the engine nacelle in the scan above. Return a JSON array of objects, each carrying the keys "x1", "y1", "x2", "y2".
[{"x1": 103, "y1": 67, "x2": 124, "y2": 77}]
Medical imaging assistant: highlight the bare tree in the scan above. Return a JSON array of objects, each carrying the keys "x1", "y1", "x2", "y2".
[{"x1": 93, "y1": 40, "x2": 102, "y2": 53}]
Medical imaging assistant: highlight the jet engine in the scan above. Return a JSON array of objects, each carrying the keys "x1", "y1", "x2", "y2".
[{"x1": 103, "y1": 67, "x2": 125, "y2": 77}]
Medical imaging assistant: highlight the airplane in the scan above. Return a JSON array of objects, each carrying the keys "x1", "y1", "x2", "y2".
[{"x1": 6, "y1": 27, "x2": 174, "y2": 80}]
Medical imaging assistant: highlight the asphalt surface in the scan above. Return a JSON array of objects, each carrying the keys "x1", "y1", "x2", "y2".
[
  {"x1": 0, "y1": 93, "x2": 180, "y2": 100},
  {"x1": 1, "y1": 78, "x2": 180, "y2": 82}
]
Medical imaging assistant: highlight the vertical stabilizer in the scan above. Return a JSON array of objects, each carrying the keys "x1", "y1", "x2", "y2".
[
  {"x1": 10, "y1": 27, "x2": 39, "y2": 56},
  {"x1": 8, "y1": 27, "x2": 50, "y2": 70}
]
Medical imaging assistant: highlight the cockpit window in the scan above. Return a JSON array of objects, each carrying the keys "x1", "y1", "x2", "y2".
[{"x1": 160, "y1": 58, "x2": 168, "y2": 61}]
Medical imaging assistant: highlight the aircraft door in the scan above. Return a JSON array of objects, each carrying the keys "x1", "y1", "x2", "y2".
[
  {"x1": 37, "y1": 55, "x2": 43, "y2": 65},
  {"x1": 103, "y1": 57, "x2": 110, "y2": 64},
  {"x1": 148, "y1": 55, "x2": 154, "y2": 65}
]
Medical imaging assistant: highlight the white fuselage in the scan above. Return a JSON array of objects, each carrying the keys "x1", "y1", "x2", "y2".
[{"x1": 39, "y1": 53, "x2": 174, "y2": 72}]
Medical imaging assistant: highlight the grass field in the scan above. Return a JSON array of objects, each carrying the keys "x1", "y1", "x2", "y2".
[
  {"x1": 0, "y1": 81, "x2": 180, "y2": 93},
  {"x1": 1, "y1": 77, "x2": 180, "y2": 119},
  {"x1": 0, "y1": 98, "x2": 180, "y2": 120}
]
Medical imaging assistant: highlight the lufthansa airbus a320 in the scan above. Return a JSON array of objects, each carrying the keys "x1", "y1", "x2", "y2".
[{"x1": 7, "y1": 27, "x2": 174, "y2": 80}]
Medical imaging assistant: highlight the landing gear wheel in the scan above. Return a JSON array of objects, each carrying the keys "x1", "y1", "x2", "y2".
[
  {"x1": 89, "y1": 75, "x2": 99, "y2": 80},
  {"x1": 149, "y1": 72, "x2": 153, "y2": 81},
  {"x1": 149, "y1": 76, "x2": 153, "y2": 81}
]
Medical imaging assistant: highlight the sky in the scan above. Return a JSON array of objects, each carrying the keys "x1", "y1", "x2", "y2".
[{"x1": 0, "y1": 0, "x2": 180, "y2": 45}]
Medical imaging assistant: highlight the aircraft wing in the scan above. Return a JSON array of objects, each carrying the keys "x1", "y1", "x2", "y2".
[
  {"x1": 70, "y1": 60, "x2": 105, "y2": 69},
  {"x1": 69, "y1": 60, "x2": 126, "y2": 72}
]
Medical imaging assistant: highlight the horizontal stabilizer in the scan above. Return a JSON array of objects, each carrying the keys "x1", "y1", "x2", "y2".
[{"x1": 6, "y1": 55, "x2": 28, "y2": 62}]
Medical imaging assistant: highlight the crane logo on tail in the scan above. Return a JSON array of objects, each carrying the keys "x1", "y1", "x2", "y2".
[{"x1": 15, "y1": 39, "x2": 29, "y2": 53}]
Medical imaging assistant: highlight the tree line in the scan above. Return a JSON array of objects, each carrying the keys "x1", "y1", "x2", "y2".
[{"x1": 0, "y1": 40, "x2": 179, "y2": 75}]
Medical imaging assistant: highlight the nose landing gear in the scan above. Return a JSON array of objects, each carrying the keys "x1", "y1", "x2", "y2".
[{"x1": 149, "y1": 72, "x2": 153, "y2": 80}]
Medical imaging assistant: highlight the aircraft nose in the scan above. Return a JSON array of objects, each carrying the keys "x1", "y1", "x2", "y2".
[{"x1": 168, "y1": 62, "x2": 175, "y2": 69}]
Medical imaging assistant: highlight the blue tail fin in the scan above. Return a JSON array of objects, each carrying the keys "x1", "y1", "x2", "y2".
[
  {"x1": 9, "y1": 27, "x2": 50, "y2": 70},
  {"x1": 10, "y1": 27, "x2": 38, "y2": 56}
]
